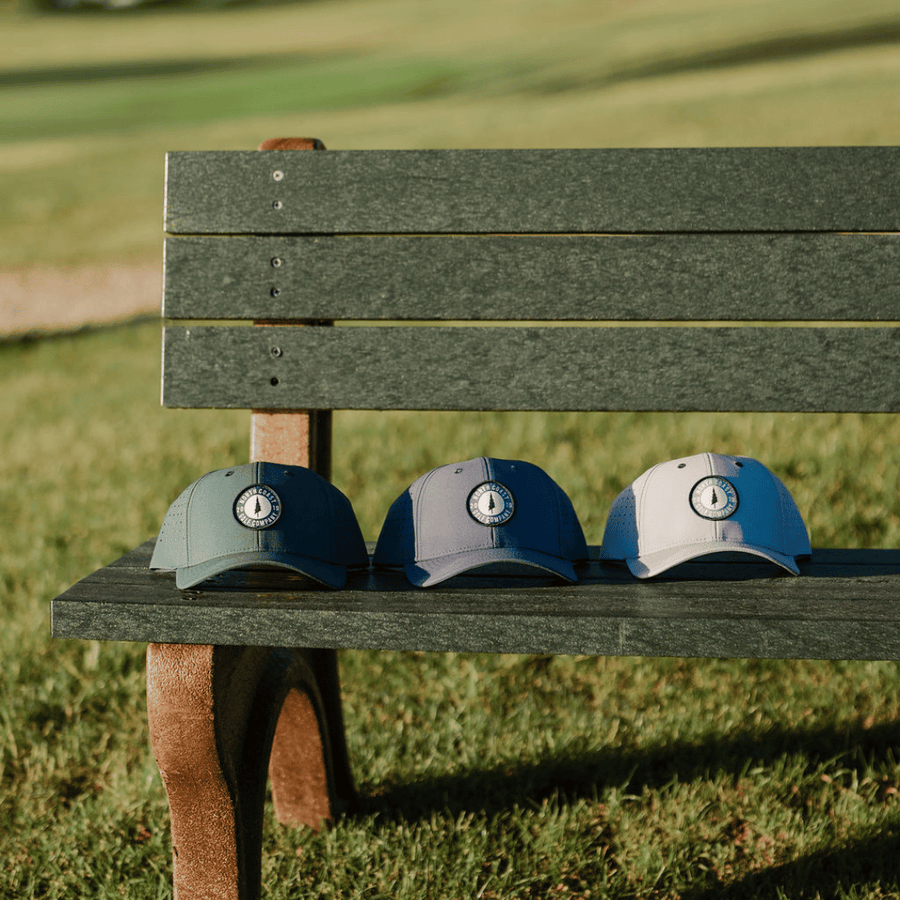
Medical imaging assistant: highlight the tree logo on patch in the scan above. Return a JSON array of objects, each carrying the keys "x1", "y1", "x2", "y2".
[
  {"x1": 234, "y1": 485, "x2": 282, "y2": 529},
  {"x1": 690, "y1": 476, "x2": 739, "y2": 520},
  {"x1": 468, "y1": 481, "x2": 515, "y2": 526}
]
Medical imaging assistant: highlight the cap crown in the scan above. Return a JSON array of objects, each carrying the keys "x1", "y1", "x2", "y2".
[
  {"x1": 373, "y1": 457, "x2": 587, "y2": 586},
  {"x1": 600, "y1": 453, "x2": 810, "y2": 578},
  {"x1": 150, "y1": 462, "x2": 368, "y2": 588}
]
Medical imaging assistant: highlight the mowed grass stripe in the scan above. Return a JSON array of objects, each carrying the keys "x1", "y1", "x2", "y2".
[{"x1": 0, "y1": 53, "x2": 470, "y2": 143}]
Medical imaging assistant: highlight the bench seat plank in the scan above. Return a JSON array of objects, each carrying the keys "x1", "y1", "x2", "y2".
[
  {"x1": 162, "y1": 324, "x2": 900, "y2": 412},
  {"x1": 51, "y1": 542, "x2": 900, "y2": 661},
  {"x1": 165, "y1": 147, "x2": 900, "y2": 234},
  {"x1": 163, "y1": 233, "x2": 900, "y2": 322}
]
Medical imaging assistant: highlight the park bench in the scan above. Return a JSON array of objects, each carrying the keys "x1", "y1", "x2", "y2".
[{"x1": 51, "y1": 138, "x2": 900, "y2": 899}]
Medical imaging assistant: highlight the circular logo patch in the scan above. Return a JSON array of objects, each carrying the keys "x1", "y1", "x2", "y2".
[
  {"x1": 690, "y1": 476, "x2": 739, "y2": 520},
  {"x1": 468, "y1": 481, "x2": 515, "y2": 526},
  {"x1": 234, "y1": 485, "x2": 282, "y2": 529}
]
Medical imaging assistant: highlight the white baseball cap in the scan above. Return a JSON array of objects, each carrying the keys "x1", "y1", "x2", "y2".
[{"x1": 599, "y1": 453, "x2": 811, "y2": 578}]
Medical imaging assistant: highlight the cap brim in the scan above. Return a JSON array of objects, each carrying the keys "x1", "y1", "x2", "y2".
[
  {"x1": 626, "y1": 542, "x2": 801, "y2": 579},
  {"x1": 174, "y1": 550, "x2": 349, "y2": 589},
  {"x1": 406, "y1": 547, "x2": 578, "y2": 588}
]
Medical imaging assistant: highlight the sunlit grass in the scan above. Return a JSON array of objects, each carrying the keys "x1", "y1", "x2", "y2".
[
  {"x1": 0, "y1": 53, "x2": 471, "y2": 143},
  {"x1": 4, "y1": 322, "x2": 900, "y2": 896},
  {"x1": 4, "y1": 0, "x2": 900, "y2": 895}
]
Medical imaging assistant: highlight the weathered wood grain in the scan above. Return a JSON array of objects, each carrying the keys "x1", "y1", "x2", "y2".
[
  {"x1": 51, "y1": 542, "x2": 900, "y2": 660},
  {"x1": 165, "y1": 147, "x2": 900, "y2": 235},
  {"x1": 163, "y1": 233, "x2": 900, "y2": 322},
  {"x1": 161, "y1": 324, "x2": 900, "y2": 412}
]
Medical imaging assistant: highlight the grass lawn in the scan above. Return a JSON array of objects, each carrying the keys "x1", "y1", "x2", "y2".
[
  {"x1": 3, "y1": 0, "x2": 900, "y2": 896},
  {"x1": 4, "y1": 322, "x2": 900, "y2": 898}
]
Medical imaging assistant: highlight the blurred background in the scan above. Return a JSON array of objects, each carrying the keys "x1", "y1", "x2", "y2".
[{"x1": 2, "y1": 0, "x2": 900, "y2": 333}]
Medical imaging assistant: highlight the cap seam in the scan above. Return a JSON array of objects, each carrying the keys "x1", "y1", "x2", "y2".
[
  {"x1": 702, "y1": 452, "x2": 723, "y2": 543},
  {"x1": 255, "y1": 461, "x2": 264, "y2": 554},
  {"x1": 635, "y1": 465, "x2": 657, "y2": 558},
  {"x1": 317, "y1": 469, "x2": 336, "y2": 564},
  {"x1": 776, "y1": 474, "x2": 789, "y2": 545},
  {"x1": 413, "y1": 467, "x2": 440, "y2": 562},
  {"x1": 482, "y1": 458, "x2": 499, "y2": 551},
  {"x1": 183, "y1": 473, "x2": 209, "y2": 565},
  {"x1": 554, "y1": 475, "x2": 564, "y2": 554}
]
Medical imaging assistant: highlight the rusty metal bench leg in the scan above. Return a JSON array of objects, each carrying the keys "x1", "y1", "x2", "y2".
[
  {"x1": 266, "y1": 647, "x2": 355, "y2": 828},
  {"x1": 147, "y1": 136, "x2": 348, "y2": 899},
  {"x1": 146, "y1": 643, "x2": 354, "y2": 900}
]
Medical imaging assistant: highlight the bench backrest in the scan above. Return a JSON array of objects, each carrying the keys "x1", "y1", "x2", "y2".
[{"x1": 162, "y1": 146, "x2": 900, "y2": 425}]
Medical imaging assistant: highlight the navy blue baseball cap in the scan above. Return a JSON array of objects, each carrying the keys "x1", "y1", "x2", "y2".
[
  {"x1": 373, "y1": 457, "x2": 588, "y2": 587},
  {"x1": 150, "y1": 462, "x2": 368, "y2": 589}
]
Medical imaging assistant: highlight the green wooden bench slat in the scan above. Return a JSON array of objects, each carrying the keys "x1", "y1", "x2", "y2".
[
  {"x1": 163, "y1": 233, "x2": 900, "y2": 322},
  {"x1": 50, "y1": 542, "x2": 900, "y2": 660},
  {"x1": 164, "y1": 147, "x2": 900, "y2": 235},
  {"x1": 161, "y1": 324, "x2": 900, "y2": 412}
]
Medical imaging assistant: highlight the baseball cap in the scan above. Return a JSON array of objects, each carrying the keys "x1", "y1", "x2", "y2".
[
  {"x1": 150, "y1": 462, "x2": 368, "y2": 589},
  {"x1": 600, "y1": 452, "x2": 811, "y2": 578},
  {"x1": 373, "y1": 457, "x2": 588, "y2": 587}
]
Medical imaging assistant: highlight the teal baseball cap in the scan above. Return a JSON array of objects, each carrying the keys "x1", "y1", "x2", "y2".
[
  {"x1": 373, "y1": 457, "x2": 588, "y2": 587},
  {"x1": 150, "y1": 462, "x2": 368, "y2": 589}
]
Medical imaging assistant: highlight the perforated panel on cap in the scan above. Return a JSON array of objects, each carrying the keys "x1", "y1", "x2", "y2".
[
  {"x1": 371, "y1": 474, "x2": 420, "y2": 568},
  {"x1": 771, "y1": 471, "x2": 812, "y2": 556},
  {"x1": 149, "y1": 484, "x2": 193, "y2": 570},
  {"x1": 599, "y1": 481, "x2": 642, "y2": 561}
]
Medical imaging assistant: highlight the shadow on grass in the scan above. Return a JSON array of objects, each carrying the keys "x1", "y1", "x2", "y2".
[
  {"x1": 678, "y1": 829, "x2": 900, "y2": 900},
  {"x1": 356, "y1": 716, "x2": 900, "y2": 895},
  {"x1": 362, "y1": 717, "x2": 900, "y2": 821},
  {"x1": 0, "y1": 51, "x2": 329, "y2": 87},
  {"x1": 537, "y1": 18, "x2": 900, "y2": 93}
]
